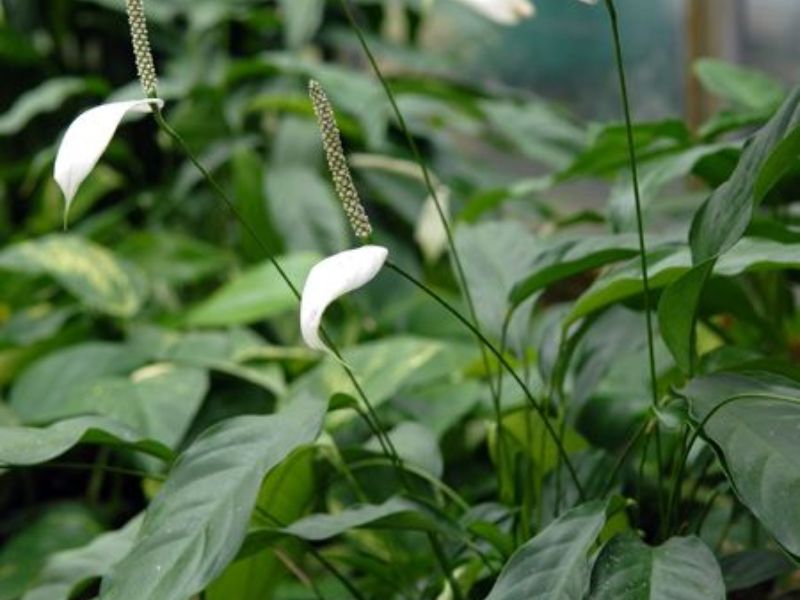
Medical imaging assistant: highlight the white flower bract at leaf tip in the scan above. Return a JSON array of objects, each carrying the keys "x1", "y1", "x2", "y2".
[
  {"x1": 54, "y1": 98, "x2": 163, "y2": 213},
  {"x1": 451, "y1": 0, "x2": 535, "y2": 25},
  {"x1": 300, "y1": 245, "x2": 389, "y2": 351}
]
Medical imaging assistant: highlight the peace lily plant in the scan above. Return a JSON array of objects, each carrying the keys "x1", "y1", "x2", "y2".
[{"x1": 4, "y1": 0, "x2": 795, "y2": 597}]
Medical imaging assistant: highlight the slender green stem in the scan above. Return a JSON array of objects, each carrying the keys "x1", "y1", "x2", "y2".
[
  {"x1": 152, "y1": 107, "x2": 464, "y2": 592},
  {"x1": 602, "y1": 0, "x2": 665, "y2": 526},
  {"x1": 601, "y1": 417, "x2": 653, "y2": 497},
  {"x1": 154, "y1": 108, "x2": 404, "y2": 474},
  {"x1": 386, "y1": 260, "x2": 585, "y2": 498},
  {"x1": 337, "y1": 0, "x2": 506, "y2": 453},
  {"x1": 666, "y1": 392, "x2": 800, "y2": 535}
]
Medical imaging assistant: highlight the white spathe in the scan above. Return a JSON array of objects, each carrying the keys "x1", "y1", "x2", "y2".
[
  {"x1": 54, "y1": 98, "x2": 164, "y2": 211},
  {"x1": 452, "y1": 0, "x2": 535, "y2": 24},
  {"x1": 300, "y1": 245, "x2": 389, "y2": 351}
]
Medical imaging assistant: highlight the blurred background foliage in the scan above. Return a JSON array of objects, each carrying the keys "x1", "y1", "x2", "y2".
[{"x1": 1, "y1": 0, "x2": 800, "y2": 598}]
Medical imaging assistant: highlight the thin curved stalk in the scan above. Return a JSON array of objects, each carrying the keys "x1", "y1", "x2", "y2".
[
  {"x1": 152, "y1": 107, "x2": 464, "y2": 598},
  {"x1": 387, "y1": 260, "x2": 585, "y2": 498},
  {"x1": 602, "y1": 0, "x2": 664, "y2": 525},
  {"x1": 337, "y1": 0, "x2": 505, "y2": 445}
]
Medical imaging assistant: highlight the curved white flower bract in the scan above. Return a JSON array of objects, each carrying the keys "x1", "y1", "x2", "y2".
[
  {"x1": 300, "y1": 245, "x2": 389, "y2": 351},
  {"x1": 578, "y1": 0, "x2": 599, "y2": 4},
  {"x1": 54, "y1": 98, "x2": 164, "y2": 212},
  {"x1": 452, "y1": 0, "x2": 535, "y2": 25}
]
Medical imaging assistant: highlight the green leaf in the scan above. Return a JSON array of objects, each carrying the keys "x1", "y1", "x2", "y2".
[
  {"x1": 186, "y1": 253, "x2": 318, "y2": 327},
  {"x1": 278, "y1": 497, "x2": 440, "y2": 542},
  {"x1": 608, "y1": 143, "x2": 735, "y2": 232},
  {"x1": 569, "y1": 238, "x2": 800, "y2": 323},
  {"x1": 98, "y1": 395, "x2": 326, "y2": 600},
  {"x1": 657, "y1": 261, "x2": 714, "y2": 374},
  {"x1": 0, "y1": 77, "x2": 106, "y2": 135},
  {"x1": 456, "y1": 221, "x2": 540, "y2": 347},
  {"x1": 23, "y1": 516, "x2": 142, "y2": 600},
  {"x1": 129, "y1": 326, "x2": 287, "y2": 395},
  {"x1": 694, "y1": 59, "x2": 785, "y2": 112},
  {"x1": 207, "y1": 447, "x2": 317, "y2": 600},
  {"x1": 562, "y1": 120, "x2": 690, "y2": 179},
  {"x1": 719, "y1": 549, "x2": 793, "y2": 592},
  {"x1": 0, "y1": 416, "x2": 173, "y2": 465},
  {"x1": 481, "y1": 99, "x2": 585, "y2": 170},
  {"x1": 509, "y1": 234, "x2": 642, "y2": 308},
  {"x1": 690, "y1": 86, "x2": 800, "y2": 263},
  {"x1": 278, "y1": 0, "x2": 324, "y2": 48},
  {"x1": 366, "y1": 422, "x2": 443, "y2": 478},
  {"x1": 10, "y1": 342, "x2": 146, "y2": 424},
  {"x1": 117, "y1": 230, "x2": 232, "y2": 285},
  {"x1": 0, "y1": 235, "x2": 147, "y2": 317},
  {"x1": 288, "y1": 337, "x2": 475, "y2": 418},
  {"x1": 265, "y1": 167, "x2": 349, "y2": 256},
  {"x1": 30, "y1": 364, "x2": 208, "y2": 451},
  {"x1": 485, "y1": 500, "x2": 609, "y2": 600},
  {"x1": 0, "y1": 504, "x2": 102, "y2": 600},
  {"x1": 588, "y1": 533, "x2": 725, "y2": 599},
  {"x1": 680, "y1": 372, "x2": 800, "y2": 556}
]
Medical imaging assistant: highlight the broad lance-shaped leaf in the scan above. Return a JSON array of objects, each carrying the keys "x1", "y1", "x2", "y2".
[
  {"x1": 588, "y1": 533, "x2": 725, "y2": 599},
  {"x1": 187, "y1": 253, "x2": 319, "y2": 327},
  {"x1": 0, "y1": 235, "x2": 146, "y2": 318},
  {"x1": 485, "y1": 500, "x2": 610, "y2": 600},
  {"x1": 568, "y1": 237, "x2": 800, "y2": 323},
  {"x1": 691, "y1": 84, "x2": 800, "y2": 263},
  {"x1": 99, "y1": 394, "x2": 326, "y2": 600},
  {"x1": 509, "y1": 234, "x2": 643, "y2": 308},
  {"x1": 23, "y1": 516, "x2": 142, "y2": 600},
  {"x1": 0, "y1": 416, "x2": 173, "y2": 465},
  {"x1": 242, "y1": 497, "x2": 446, "y2": 555},
  {"x1": 680, "y1": 372, "x2": 800, "y2": 556},
  {"x1": 663, "y1": 85, "x2": 800, "y2": 374}
]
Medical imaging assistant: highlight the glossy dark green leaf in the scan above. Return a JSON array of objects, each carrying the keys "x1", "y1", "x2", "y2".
[
  {"x1": 509, "y1": 235, "x2": 642, "y2": 308},
  {"x1": 690, "y1": 86, "x2": 800, "y2": 264},
  {"x1": 608, "y1": 143, "x2": 735, "y2": 232},
  {"x1": 0, "y1": 416, "x2": 173, "y2": 465},
  {"x1": 128, "y1": 326, "x2": 288, "y2": 395},
  {"x1": 10, "y1": 343, "x2": 145, "y2": 423},
  {"x1": 719, "y1": 549, "x2": 793, "y2": 592},
  {"x1": 0, "y1": 504, "x2": 102, "y2": 600},
  {"x1": 569, "y1": 238, "x2": 800, "y2": 323},
  {"x1": 588, "y1": 533, "x2": 725, "y2": 599},
  {"x1": 23, "y1": 516, "x2": 142, "y2": 600},
  {"x1": 281, "y1": 497, "x2": 439, "y2": 541},
  {"x1": 562, "y1": 120, "x2": 690, "y2": 179},
  {"x1": 485, "y1": 500, "x2": 609, "y2": 600},
  {"x1": 657, "y1": 261, "x2": 714, "y2": 374},
  {"x1": 680, "y1": 372, "x2": 800, "y2": 556},
  {"x1": 98, "y1": 395, "x2": 326, "y2": 600}
]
